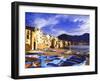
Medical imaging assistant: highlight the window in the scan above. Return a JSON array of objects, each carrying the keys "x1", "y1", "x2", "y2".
[
  {"x1": 27, "y1": 30, "x2": 30, "y2": 39},
  {"x1": 27, "y1": 35, "x2": 29, "y2": 39}
]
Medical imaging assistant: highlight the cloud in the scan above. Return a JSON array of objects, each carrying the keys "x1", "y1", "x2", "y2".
[
  {"x1": 73, "y1": 16, "x2": 90, "y2": 35},
  {"x1": 49, "y1": 15, "x2": 90, "y2": 36},
  {"x1": 26, "y1": 13, "x2": 89, "y2": 36},
  {"x1": 33, "y1": 14, "x2": 69, "y2": 29},
  {"x1": 34, "y1": 15, "x2": 61, "y2": 29},
  {"x1": 34, "y1": 18, "x2": 47, "y2": 29}
]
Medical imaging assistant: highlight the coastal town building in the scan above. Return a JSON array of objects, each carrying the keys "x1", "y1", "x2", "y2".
[{"x1": 25, "y1": 26, "x2": 70, "y2": 51}]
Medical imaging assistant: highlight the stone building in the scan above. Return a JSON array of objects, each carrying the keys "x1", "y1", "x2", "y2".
[{"x1": 25, "y1": 26, "x2": 69, "y2": 51}]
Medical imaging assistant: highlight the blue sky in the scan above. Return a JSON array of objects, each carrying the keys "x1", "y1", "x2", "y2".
[{"x1": 25, "y1": 12, "x2": 89, "y2": 37}]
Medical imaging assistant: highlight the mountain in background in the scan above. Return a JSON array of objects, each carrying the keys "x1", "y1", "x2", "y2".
[{"x1": 58, "y1": 33, "x2": 89, "y2": 45}]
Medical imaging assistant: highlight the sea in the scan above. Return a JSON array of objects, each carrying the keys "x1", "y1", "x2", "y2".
[{"x1": 68, "y1": 45, "x2": 89, "y2": 54}]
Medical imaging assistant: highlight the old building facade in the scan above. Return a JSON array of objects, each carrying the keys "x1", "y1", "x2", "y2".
[{"x1": 25, "y1": 26, "x2": 70, "y2": 51}]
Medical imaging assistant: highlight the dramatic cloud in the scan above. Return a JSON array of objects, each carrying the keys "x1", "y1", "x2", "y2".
[
  {"x1": 71, "y1": 16, "x2": 90, "y2": 35},
  {"x1": 26, "y1": 12, "x2": 89, "y2": 36},
  {"x1": 34, "y1": 18, "x2": 48, "y2": 29},
  {"x1": 33, "y1": 14, "x2": 69, "y2": 29}
]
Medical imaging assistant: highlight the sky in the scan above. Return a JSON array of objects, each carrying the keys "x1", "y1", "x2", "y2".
[{"x1": 25, "y1": 12, "x2": 89, "y2": 37}]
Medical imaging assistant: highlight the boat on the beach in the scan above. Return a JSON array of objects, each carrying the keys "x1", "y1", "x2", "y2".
[{"x1": 25, "y1": 53, "x2": 87, "y2": 68}]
